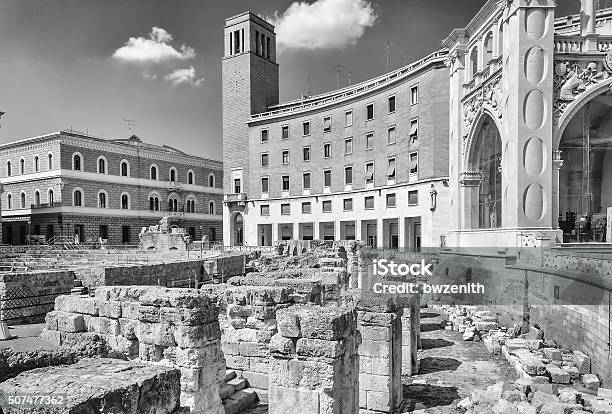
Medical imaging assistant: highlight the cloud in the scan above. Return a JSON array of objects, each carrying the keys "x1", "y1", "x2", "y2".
[
  {"x1": 271, "y1": 0, "x2": 377, "y2": 51},
  {"x1": 141, "y1": 70, "x2": 157, "y2": 80},
  {"x1": 164, "y1": 66, "x2": 204, "y2": 86},
  {"x1": 113, "y1": 26, "x2": 196, "y2": 63}
]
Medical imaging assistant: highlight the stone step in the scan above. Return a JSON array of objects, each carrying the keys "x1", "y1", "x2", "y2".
[
  {"x1": 223, "y1": 388, "x2": 259, "y2": 414},
  {"x1": 225, "y1": 369, "x2": 237, "y2": 382},
  {"x1": 249, "y1": 388, "x2": 268, "y2": 404},
  {"x1": 220, "y1": 377, "x2": 247, "y2": 399}
]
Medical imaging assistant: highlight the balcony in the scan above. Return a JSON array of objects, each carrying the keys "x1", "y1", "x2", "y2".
[
  {"x1": 224, "y1": 193, "x2": 247, "y2": 206},
  {"x1": 31, "y1": 202, "x2": 63, "y2": 209},
  {"x1": 167, "y1": 181, "x2": 183, "y2": 192}
]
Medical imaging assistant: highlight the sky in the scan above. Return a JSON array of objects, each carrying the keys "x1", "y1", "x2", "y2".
[{"x1": 0, "y1": 0, "x2": 577, "y2": 161}]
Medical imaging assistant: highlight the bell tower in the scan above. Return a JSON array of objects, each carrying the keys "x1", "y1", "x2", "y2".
[{"x1": 222, "y1": 12, "x2": 279, "y2": 245}]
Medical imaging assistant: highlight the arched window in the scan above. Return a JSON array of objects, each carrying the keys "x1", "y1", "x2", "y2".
[
  {"x1": 149, "y1": 192, "x2": 160, "y2": 211},
  {"x1": 34, "y1": 191, "x2": 40, "y2": 207},
  {"x1": 98, "y1": 191, "x2": 107, "y2": 208},
  {"x1": 470, "y1": 46, "x2": 478, "y2": 78},
  {"x1": 121, "y1": 193, "x2": 129, "y2": 210},
  {"x1": 7, "y1": 193, "x2": 12, "y2": 210},
  {"x1": 150, "y1": 165, "x2": 158, "y2": 180},
  {"x1": 48, "y1": 153, "x2": 53, "y2": 170},
  {"x1": 98, "y1": 157, "x2": 106, "y2": 174},
  {"x1": 19, "y1": 158, "x2": 25, "y2": 175},
  {"x1": 73, "y1": 153, "x2": 82, "y2": 171},
  {"x1": 169, "y1": 168, "x2": 177, "y2": 182},
  {"x1": 20, "y1": 192, "x2": 26, "y2": 208},
  {"x1": 120, "y1": 160, "x2": 129, "y2": 177},
  {"x1": 483, "y1": 32, "x2": 493, "y2": 64},
  {"x1": 6, "y1": 161, "x2": 11, "y2": 177},
  {"x1": 186, "y1": 197, "x2": 196, "y2": 213},
  {"x1": 34, "y1": 156, "x2": 39, "y2": 172},
  {"x1": 187, "y1": 170, "x2": 194, "y2": 185},
  {"x1": 469, "y1": 115, "x2": 502, "y2": 229},
  {"x1": 48, "y1": 189, "x2": 54, "y2": 206},
  {"x1": 73, "y1": 189, "x2": 83, "y2": 207},
  {"x1": 168, "y1": 197, "x2": 179, "y2": 212},
  {"x1": 209, "y1": 200, "x2": 215, "y2": 215},
  {"x1": 208, "y1": 173, "x2": 215, "y2": 187}
]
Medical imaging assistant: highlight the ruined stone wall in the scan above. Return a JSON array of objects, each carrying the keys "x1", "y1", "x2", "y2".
[
  {"x1": 41, "y1": 287, "x2": 225, "y2": 414},
  {"x1": 270, "y1": 306, "x2": 360, "y2": 414},
  {"x1": 202, "y1": 252, "x2": 246, "y2": 281},
  {"x1": 0, "y1": 270, "x2": 74, "y2": 323}
]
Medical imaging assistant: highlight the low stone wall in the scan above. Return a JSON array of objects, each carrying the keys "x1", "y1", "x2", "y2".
[
  {"x1": 270, "y1": 306, "x2": 360, "y2": 414},
  {"x1": 139, "y1": 232, "x2": 188, "y2": 251},
  {"x1": 41, "y1": 286, "x2": 225, "y2": 414},
  {"x1": 0, "y1": 358, "x2": 188, "y2": 413},
  {"x1": 0, "y1": 270, "x2": 74, "y2": 324},
  {"x1": 203, "y1": 253, "x2": 246, "y2": 281}
]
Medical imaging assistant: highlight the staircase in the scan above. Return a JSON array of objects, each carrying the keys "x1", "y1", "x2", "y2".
[{"x1": 221, "y1": 370, "x2": 261, "y2": 414}]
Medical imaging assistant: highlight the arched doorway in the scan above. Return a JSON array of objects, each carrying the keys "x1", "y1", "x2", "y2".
[
  {"x1": 558, "y1": 95, "x2": 612, "y2": 242},
  {"x1": 467, "y1": 114, "x2": 503, "y2": 229},
  {"x1": 231, "y1": 212, "x2": 244, "y2": 246}
]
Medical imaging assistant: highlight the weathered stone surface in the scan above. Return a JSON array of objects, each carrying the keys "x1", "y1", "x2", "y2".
[
  {"x1": 99, "y1": 300, "x2": 122, "y2": 319},
  {"x1": 582, "y1": 373, "x2": 600, "y2": 390},
  {"x1": 55, "y1": 295, "x2": 99, "y2": 316},
  {"x1": 542, "y1": 348, "x2": 562, "y2": 361},
  {"x1": 0, "y1": 358, "x2": 183, "y2": 413},
  {"x1": 572, "y1": 351, "x2": 591, "y2": 375},
  {"x1": 546, "y1": 364, "x2": 570, "y2": 384}
]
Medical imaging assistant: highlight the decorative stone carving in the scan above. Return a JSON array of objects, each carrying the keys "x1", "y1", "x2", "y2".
[
  {"x1": 553, "y1": 53, "x2": 612, "y2": 125},
  {"x1": 462, "y1": 75, "x2": 502, "y2": 154}
]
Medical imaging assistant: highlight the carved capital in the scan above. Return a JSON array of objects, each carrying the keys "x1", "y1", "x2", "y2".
[{"x1": 459, "y1": 171, "x2": 482, "y2": 187}]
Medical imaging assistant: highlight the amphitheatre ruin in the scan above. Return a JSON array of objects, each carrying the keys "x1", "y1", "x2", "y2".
[{"x1": 0, "y1": 232, "x2": 609, "y2": 414}]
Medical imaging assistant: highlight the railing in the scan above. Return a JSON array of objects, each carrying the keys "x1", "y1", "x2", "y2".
[
  {"x1": 167, "y1": 181, "x2": 183, "y2": 191},
  {"x1": 250, "y1": 49, "x2": 449, "y2": 120},
  {"x1": 598, "y1": 35, "x2": 612, "y2": 52},
  {"x1": 224, "y1": 193, "x2": 247, "y2": 204},
  {"x1": 31, "y1": 202, "x2": 62, "y2": 209},
  {"x1": 462, "y1": 56, "x2": 502, "y2": 96},
  {"x1": 554, "y1": 35, "x2": 584, "y2": 53}
]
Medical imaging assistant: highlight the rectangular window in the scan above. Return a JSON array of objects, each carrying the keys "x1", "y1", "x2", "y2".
[
  {"x1": 302, "y1": 202, "x2": 311, "y2": 214},
  {"x1": 261, "y1": 177, "x2": 269, "y2": 193},
  {"x1": 122, "y1": 226, "x2": 131, "y2": 243},
  {"x1": 261, "y1": 129, "x2": 269, "y2": 143},
  {"x1": 366, "y1": 133, "x2": 374, "y2": 150},
  {"x1": 282, "y1": 150, "x2": 290, "y2": 165},
  {"x1": 386, "y1": 193, "x2": 396, "y2": 208},
  {"x1": 410, "y1": 85, "x2": 419, "y2": 105},
  {"x1": 409, "y1": 118, "x2": 418, "y2": 142},
  {"x1": 234, "y1": 179, "x2": 241, "y2": 193},
  {"x1": 282, "y1": 125, "x2": 289, "y2": 140},
  {"x1": 345, "y1": 166, "x2": 353, "y2": 185},
  {"x1": 408, "y1": 190, "x2": 419, "y2": 205},
  {"x1": 409, "y1": 152, "x2": 418, "y2": 175},
  {"x1": 303, "y1": 146, "x2": 311, "y2": 161},
  {"x1": 260, "y1": 204, "x2": 270, "y2": 216},
  {"x1": 282, "y1": 175, "x2": 290, "y2": 191},
  {"x1": 365, "y1": 162, "x2": 374, "y2": 184},
  {"x1": 345, "y1": 111, "x2": 353, "y2": 127},
  {"x1": 387, "y1": 158, "x2": 396, "y2": 180},
  {"x1": 366, "y1": 103, "x2": 374, "y2": 121},
  {"x1": 387, "y1": 126, "x2": 396, "y2": 145},
  {"x1": 343, "y1": 198, "x2": 353, "y2": 211},
  {"x1": 261, "y1": 153, "x2": 269, "y2": 167},
  {"x1": 303, "y1": 121, "x2": 310, "y2": 136},
  {"x1": 281, "y1": 203, "x2": 290, "y2": 215},
  {"x1": 364, "y1": 196, "x2": 374, "y2": 210},
  {"x1": 323, "y1": 116, "x2": 332, "y2": 133},
  {"x1": 303, "y1": 172, "x2": 311, "y2": 189},
  {"x1": 323, "y1": 143, "x2": 332, "y2": 158},
  {"x1": 323, "y1": 169, "x2": 332, "y2": 187},
  {"x1": 345, "y1": 138, "x2": 353, "y2": 154},
  {"x1": 388, "y1": 95, "x2": 396, "y2": 113},
  {"x1": 322, "y1": 200, "x2": 332, "y2": 213}
]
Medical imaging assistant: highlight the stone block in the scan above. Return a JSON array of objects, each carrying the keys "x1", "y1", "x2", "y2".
[
  {"x1": 139, "y1": 322, "x2": 176, "y2": 347},
  {"x1": 139, "y1": 287, "x2": 211, "y2": 308},
  {"x1": 546, "y1": 364, "x2": 570, "y2": 384},
  {"x1": 573, "y1": 351, "x2": 591, "y2": 374},
  {"x1": 506, "y1": 338, "x2": 528, "y2": 352},
  {"x1": 240, "y1": 371, "x2": 269, "y2": 389},
  {"x1": 475, "y1": 321, "x2": 498, "y2": 331},
  {"x1": 269, "y1": 333, "x2": 295, "y2": 356},
  {"x1": 276, "y1": 310, "x2": 301, "y2": 338},
  {"x1": 296, "y1": 338, "x2": 348, "y2": 359},
  {"x1": 532, "y1": 383, "x2": 559, "y2": 396},
  {"x1": 365, "y1": 390, "x2": 393, "y2": 412},
  {"x1": 55, "y1": 311, "x2": 85, "y2": 333},
  {"x1": 268, "y1": 384, "x2": 319, "y2": 414},
  {"x1": 360, "y1": 373, "x2": 391, "y2": 393},
  {"x1": 45, "y1": 310, "x2": 60, "y2": 330},
  {"x1": 293, "y1": 306, "x2": 356, "y2": 341},
  {"x1": 558, "y1": 388, "x2": 579, "y2": 404},
  {"x1": 561, "y1": 365, "x2": 580, "y2": 379},
  {"x1": 531, "y1": 391, "x2": 560, "y2": 411},
  {"x1": 55, "y1": 295, "x2": 99, "y2": 316},
  {"x1": 238, "y1": 342, "x2": 269, "y2": 358},
  {"x1": 119, "y1": 318, "x2": 139, "y2": 340},
  {"x1": 139, "y1": 305, "x2": 161, "y2": 323},
  {"x1": 582, "y1": 373, "x2": 600, "y2": 391},
  {"x1": 174, "y1": 322, "x2": 221, "y2": 347},
  {"x1": 121, "y1": 301, "x2": 140, "y2": 320},
  {"x1": 99, "y1": 301, "x2": 122, "y2": 319},
  {"x1": 139, "y1": 343, "x2": 163, "y2": 362},
  {"x1": 542, "y1": 348, "x2": 562, "y2": 361}
]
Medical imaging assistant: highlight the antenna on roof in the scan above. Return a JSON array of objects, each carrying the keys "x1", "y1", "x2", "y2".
[
  {"x1": 385, "y1": 41, "x2": 394, "y2": 72},
  {"x1": 124, "y1": 118, "x2": 136, "y2": 135},
  {"x1": 334, "y1": 64, "x2": 345, "y2": 89}
]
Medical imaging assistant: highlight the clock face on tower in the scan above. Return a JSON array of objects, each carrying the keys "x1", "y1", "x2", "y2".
[{"x1": 226, "y1": 69, "x2": 245, "y2": 92}]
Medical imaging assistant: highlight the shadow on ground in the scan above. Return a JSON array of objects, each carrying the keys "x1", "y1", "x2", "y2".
[
  {"x1": 402, "y1": 383, "x2": 460, "y2": 411},
  {"x1": 418, "y1": 357, "x2": 462, "y2": 374},
  {"x1": 419, "y1": 312, "x2": 439, "y2": 319},
  {"x1": 420, "y1": 323, "x2": 443, "y2": 332},
  {"x1": 420, "y1": 338, "x2": 454, "y2": 350}
]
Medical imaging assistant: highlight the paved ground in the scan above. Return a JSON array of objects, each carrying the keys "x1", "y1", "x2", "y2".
[
  {"x1": 0, "y1": 323, "x2": 56, "y2": 352},
  {"x1": 401, "y1": 309, "x2": 518, "y2": 413}
]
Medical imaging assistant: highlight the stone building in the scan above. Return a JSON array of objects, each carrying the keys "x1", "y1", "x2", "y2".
[
  {"x1": 0, "y1": 131, "x2": 223, "y2": 245},
  {"x1": 445, "y1": 0, "x2": 612, "y2": 248},
  {"x1": 222, "y1": 12, "x2": 450, "y2": 249}
]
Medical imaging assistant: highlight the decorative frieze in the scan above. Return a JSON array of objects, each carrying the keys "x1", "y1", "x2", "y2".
[{"x1": 462, "y1": 74, "x2": 502, "y2": 154}]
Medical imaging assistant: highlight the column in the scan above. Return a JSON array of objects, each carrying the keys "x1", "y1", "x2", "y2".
[
  {"x1": 313, "y1": 221, "x2": 320, "y2": 240},
  {"x1": 355, "y1": 219, "x2": 362, "y2": 243},
  {"x1": 552, "y1": 151, "x2": 564, "y2": 229},
  {"x1": 376, "y1": 218, "x2": 384, "y2": 249},
  {"x1": 582, "y1": 0, "x2": 598, "y2": 51},
  {"x1": 334, "y1": 220, "x2": 341, "y2": 241},
  {"x1": 398, "y1": 216, "x2": 406, "y2": 250},
  {"x1": 272, "y1": 222, "x2": 279, "y2": 245}
]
